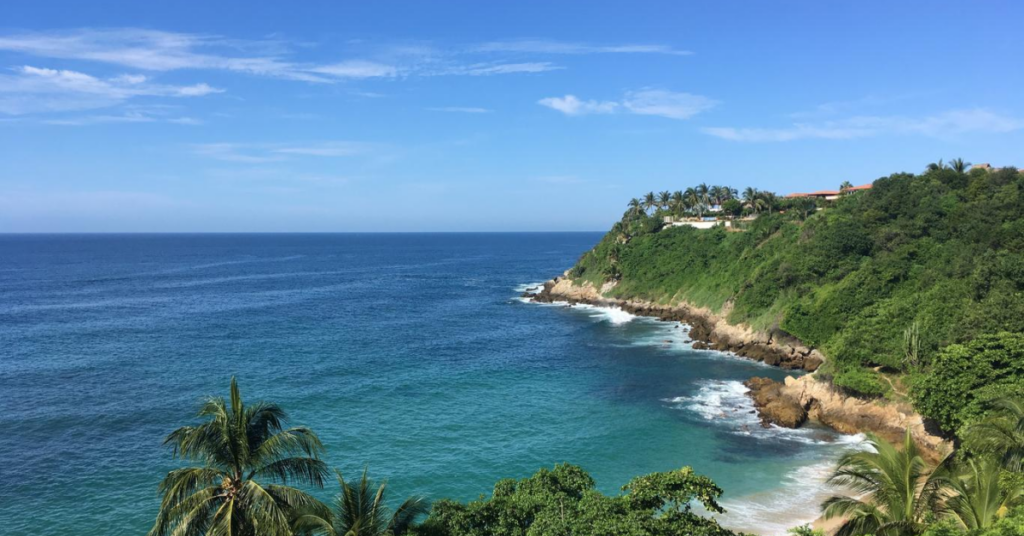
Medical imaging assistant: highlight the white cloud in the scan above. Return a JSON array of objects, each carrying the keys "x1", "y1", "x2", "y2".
[
  {"x1": 0, "y1": 28, "x2": 575, "y2": 83},
  {"x1": 427, "y1": 107, "x2": 492, "y2": 113},
  {"x1": 539, "y1": 90, "x2": 716, "y2": 119},
  {"x1": 703, "y1": 108, "x2": 1024, "y2": 142},
  {"x1": 622, "y1": 89, "x2": 718, "y2": 119},
  {"x1": 475, "y1": 40, "x2": 691, "y2": 56},
  {"x1": 308, "y1": 60, "x2": 398, "y2": 78},
  {"x1": 538, "y1": 95, "x2": 618, "y2": 116},
  {"x1": 193, "y1": 141, "x2": 374, "y2": 162},
  {"x1": 0, "y1": 65, "x2": 224, "y2": 114}
]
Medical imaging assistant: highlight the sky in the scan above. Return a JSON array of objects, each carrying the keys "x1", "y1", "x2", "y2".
[{"x1": 0, "y1": 1, "x2": 1021, "y2": 232}]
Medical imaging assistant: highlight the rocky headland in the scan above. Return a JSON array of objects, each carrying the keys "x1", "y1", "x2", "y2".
[{"x1": 523, "y1": 275, "x2": 952, "y2": 461}]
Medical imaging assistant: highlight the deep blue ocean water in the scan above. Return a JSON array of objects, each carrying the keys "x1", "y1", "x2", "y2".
[{"x1": 0, "y1": 233, "x2": 860, "y2": 535}]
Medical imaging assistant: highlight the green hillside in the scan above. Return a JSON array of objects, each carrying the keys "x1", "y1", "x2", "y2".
[{"x1": 569, "y1": 165, "x2": 1024, "y2": 433}]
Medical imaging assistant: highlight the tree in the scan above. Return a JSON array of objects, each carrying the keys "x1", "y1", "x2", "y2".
[
  {"x1": 927, "y1": 159, "x2": 946, "y2": 172},
  {"x1": 840, "y1": 180, "x2": 854, "y2": 192},
  {"x1": 658, "y1": 191, "x2": 671, "y2": 211},
  {"x1": 914, "y1": 333, "x2": 1024, "y2": 434},
  {"x1": 294, "y1": 468, "x2": 429, "y2": 536},
  {"x1": 941, "y1": 457, "x2": 1022, "y2": 531},
  {"x1": 821, "y1": 431, "x2": 945, "y2": 536},
  {"x1": 626, "y1": 198, "x2": 643, "y2": 219},
  {"x1": 150, "y1": 378, "x2": 330, "y2": 536},
  {"x1": 949, "y1": 158, "x2": 972, "y2": 174},
  {"x1": 965, "y1": 399, "x2": 1024, "y2": 472},
  {"x1": 419, "y1": 464, "x2": 734, "y2": 536},
  {"x1": 643, "y1": 192, "x2": 656, "y2": 214},
  {"x1": 742, "y1": 187, "x2": 760, "y2": 214}
]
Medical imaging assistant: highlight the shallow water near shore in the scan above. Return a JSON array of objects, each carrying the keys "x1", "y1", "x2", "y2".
[{"x1": 0, "y1": 233, "x2": 859, "y2": 535}]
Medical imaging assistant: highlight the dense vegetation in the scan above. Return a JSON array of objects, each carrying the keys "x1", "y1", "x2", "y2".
[
  {"x1": 568, "y1": 163, "x2": 1024, "y2": 423},
  {"x1": 150, "y1": 379, "x2": 736, "y2": 536},
  {"x1": 151, "y1": 379, "x2": 1024, "y2": 536}
]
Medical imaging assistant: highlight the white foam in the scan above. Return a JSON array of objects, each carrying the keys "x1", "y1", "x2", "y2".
[
  {"x1": 513, "y1": 282, "x2": 546, "y2": 294},
  {"x1": 718, "y1": 459, "x2": 841, "y2": 535},
  {"x1": 571, "y1": 303, "x2": 637, "y2": 325},
  {"x1": 666, "y1": 380, "x2": 870, "y2": 447}
]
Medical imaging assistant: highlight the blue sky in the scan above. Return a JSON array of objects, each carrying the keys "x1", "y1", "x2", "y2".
[{"x1": 1, "y1": 1, "x2": 1021, "y2": 232}]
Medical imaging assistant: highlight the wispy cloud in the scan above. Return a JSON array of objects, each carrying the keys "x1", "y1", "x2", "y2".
[
  {"x1": 538, "y1": 95, "x2": 619, "y2": 116},
  {"x1": 307, "y1": 60, "x2": 398, "y2": 79},
  {"x1": 539, "y1": 89, "x2": 716, "y2": 119},
  {"x1": 0, "y1": 29, "x2": 572, "y2": 84},
  {"x1": 703, "y1": 108, "x2": 1024, "y2": 142},
  {"x1": 622, "y1": 89, "x2": 718, "y2": 119},
  {"x1": 0, "y1": 65, "x2": 222, "y2": 114},
  {"x1": 193, "y1": 141, "x2": 376, "y2": 162},
  {"x1": 475, "y1": 39, "x2": 691, "y2": 56},
  {"x1": 427, "y1": 106, "x2": 492, "y2": 114}
]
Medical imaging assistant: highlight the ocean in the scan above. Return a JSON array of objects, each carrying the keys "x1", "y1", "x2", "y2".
[{"x1": 0, "y1": 233, "x2": 861, "y2": 535}]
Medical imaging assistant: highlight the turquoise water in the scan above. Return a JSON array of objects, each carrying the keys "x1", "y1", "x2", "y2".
[{"x1": 0, "y1": 234, "x2": 858, "y2": 535}]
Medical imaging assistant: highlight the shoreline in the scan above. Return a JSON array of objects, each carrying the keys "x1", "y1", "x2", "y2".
[{"x1": 522, "y1": 275, "x2": 953, "y2": 534}]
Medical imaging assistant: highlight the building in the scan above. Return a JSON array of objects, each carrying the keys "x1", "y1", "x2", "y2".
[{"x1": 785, "y1": 183, "x2": 872, "y2": 200}]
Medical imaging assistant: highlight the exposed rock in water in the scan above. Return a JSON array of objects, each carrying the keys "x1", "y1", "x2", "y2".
[{"x1": 744, "y1": 377, "x2": 808, "y2": 428}]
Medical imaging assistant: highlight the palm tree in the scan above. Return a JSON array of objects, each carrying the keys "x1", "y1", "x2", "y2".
[
  {"x1": 949, "y1": 158, "x2": 971, "y2": 174},
  {"x1": 840, "y1": 180, "x2": 853, "y2": 193},
  {"x1": 942, "y1": 457, "x2": 1022, "y2": 531},
  {"x1": 759, "y1": 191, "x2": 778, "y2": 215},
  {"x1": 696, "y1": 183, "x2": 711, "y2": 207},
  {"x1": 725, "y1": 187, "x2": 738, "y2": 201},
  {"x1": 670, "y1": 191, "x2": 685, "y2": 217},
  {"x1": 742, "y1": 187, "x2": 760, "y2": 214},
  {"x1": 965, "y1": 398, "x2": 1024, "y2": 472},
  {"x1": 294, "y1": 469, "x2": 429, "y2": 536},
  {"x1": 821, "y1": 431, "x2": 944, "y2": 536},
  {"x1": 926, "y1": 159, "x2": 946, "y2": 172},
  {"x1": 626, "y1": 198, "x2": 643, "y2": 218},
  {"x1": 643, "y1": 192, "x2": 656, "y2": 214},
  {"x1": 658, "y1": 191, "x2": 671, "y2": 211},
  {"x1": 150, "y1": 378, "x2": 330, "y2": 536}
]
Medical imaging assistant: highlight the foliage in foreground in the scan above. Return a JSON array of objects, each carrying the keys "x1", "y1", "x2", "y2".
[
  {"x1": 418, "y1": 463, "x2": 734, "y2": 536},
  {"x1": 294, "y1": 468, "x2": 429, "y2": 536},
  {"x1": 151, "y1": 379, "x2": 736, "y2": 536},
  {"x1": 569, "y1": 164, "x2": 1024, "y2": 413},
  {"x1": 150, "y1": 378, "x2": 330, "y2": 536}
]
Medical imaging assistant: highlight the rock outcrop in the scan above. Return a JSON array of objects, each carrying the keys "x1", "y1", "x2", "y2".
[
  {"x1": 744, "y1": 377, "x2": 808, "y2": 428},
  {"x1": 744, "y1": 375, "x2": 951, "y2": 462}
]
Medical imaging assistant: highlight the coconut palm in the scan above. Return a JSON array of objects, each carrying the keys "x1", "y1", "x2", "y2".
[
  {"x1": 742, "y1": 187, "x2": 760, "y2": 213},
  {"x1": 658, "y1": 191, "x2": 671, "y2": 210},
  {"x1": 293, "y1": 468, "x2": 428, "y2": 536},
  {"x1": 626, "y1": 198, "x2": 643, "y2": 218},
  {"x1": 840, "y1": 180, "x2": 853, "y2": 192},
  {"x1": 949, "y1": 158, "x2": 972, "y2": 174},
  {"x1": 670, "y1": 191, "x2": 685, "y2": 216},
  {"x1": 942, "y1": 457, "x2": 1022, "y2": 531},
  {"x1": 696, "y1": 183, "x2": 711, "y2": 206},
  {"x1": 149, "y1": 377, "x2": 330, "y2": 536},
  {"x1": 821, "y1": 431, "x2": 945, "y2": 536},
  {"x1": 926, "y1": 159, "x2": 946, "y2": 172},
  {"x1": 643, "y1": 192, "x2": 656, "y2": 214},
  {"x1": 760, "y1": 191, "x2": 778, "y2": 215},
  {"x1": 965, "y1": 398, "x2": 1024, "y2": 472}
]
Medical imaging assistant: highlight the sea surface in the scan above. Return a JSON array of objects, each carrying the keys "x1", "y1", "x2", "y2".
[{"x1": 0, "y1": 233, "x2": 861, "y2": 535}]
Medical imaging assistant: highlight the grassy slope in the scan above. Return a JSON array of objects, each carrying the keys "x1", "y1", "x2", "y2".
[{"x1": 570, "y1": 167, "x2": 1024, "y2": 399}]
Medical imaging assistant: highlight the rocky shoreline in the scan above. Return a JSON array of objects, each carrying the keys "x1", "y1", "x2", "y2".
[
  {"x1": 523, "y1": 275, "x2": 952, "y2": 462},
  {"x1": 526, "y1": 276, "x2": 825, "y2": 371}
]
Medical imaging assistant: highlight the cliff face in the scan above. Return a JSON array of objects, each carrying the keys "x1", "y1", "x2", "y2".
[
  {"x1": 748, "y1": 375, "x2": 951, "y2": 462},
  {"x1": 525, "y1": 275, "x2": 952, "y2": 460},
  {"x1": 528, "y1": 276, "x2": 824, "y2": 371}
]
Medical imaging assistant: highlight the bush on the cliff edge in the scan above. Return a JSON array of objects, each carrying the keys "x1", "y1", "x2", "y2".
[{"x1": 914, "y1": 333, "x2": 1024, "y2": 434}]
